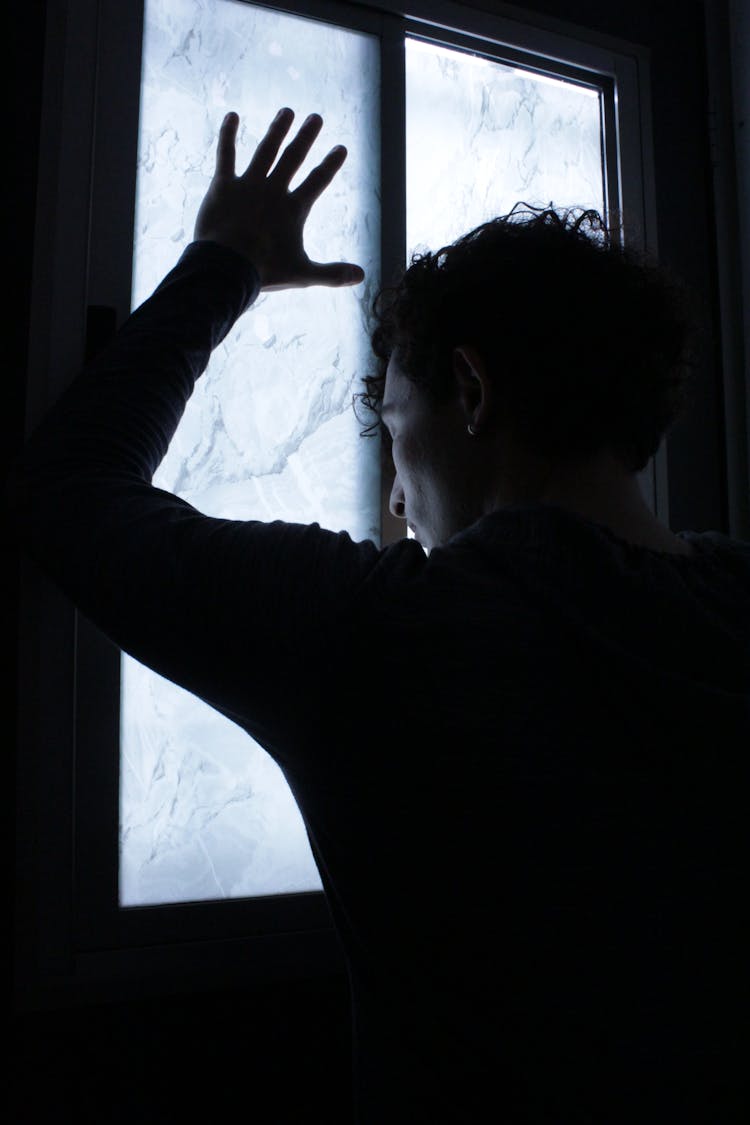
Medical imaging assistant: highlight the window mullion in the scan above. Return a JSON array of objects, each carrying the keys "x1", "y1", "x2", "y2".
[
  {"x1": 379, "y1": 14, "x2": 408, "y2": 546},
  {"x1": 601, "y1": 81, "x2": 621, "y2": 240}
]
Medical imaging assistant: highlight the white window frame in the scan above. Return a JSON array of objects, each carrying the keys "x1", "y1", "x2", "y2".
[{"x1": 17, "y1": 0, "x2": 660, "y2": 1009}]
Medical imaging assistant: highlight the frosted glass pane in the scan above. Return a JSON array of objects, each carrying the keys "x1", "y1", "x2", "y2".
[
  {"x1": 406, "y1": 38, "x2": 604, "y2": 254},
  {"x1": 120, "y1": 0, "x2": 380, "y2": 906}
]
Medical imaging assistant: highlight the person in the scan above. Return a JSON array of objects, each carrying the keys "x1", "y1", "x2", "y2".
[{"x1": 9, "y1": 108, "x2": 750, "y2": 1122}]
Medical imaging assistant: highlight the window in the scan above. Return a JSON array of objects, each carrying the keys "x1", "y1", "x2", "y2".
[
  {"x1": 122, "y1": 0, "x2": 381, "y2": 908},
  {"x1": 122, "y1": 0, "x2": 615, "y2": 909},
  {"x1": 20, "y1": 0, "x2": 658, "y2": 1002},
  {"x1": 405, "y1": 37, "x2": 605, "y2": 251}
]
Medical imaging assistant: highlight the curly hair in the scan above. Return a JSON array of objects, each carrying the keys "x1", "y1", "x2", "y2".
[{"x1": 354, "y1": 205, "x2": 699, "y2": 474}]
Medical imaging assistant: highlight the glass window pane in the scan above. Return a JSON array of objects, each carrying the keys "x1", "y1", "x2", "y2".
[
  {"x1": 120, "y1": 0, "x2": 381, "y2": 906},
  {"x1": 406, "y1": 37, "x2": 605, "y2": 255}
]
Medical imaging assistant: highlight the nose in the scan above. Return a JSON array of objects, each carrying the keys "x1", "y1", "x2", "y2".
[{"x1": 389, "y1": 472, "x2": 406, "y2": 520}]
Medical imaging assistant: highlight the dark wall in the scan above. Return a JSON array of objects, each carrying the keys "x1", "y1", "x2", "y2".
[
  {"x1": 12, "y1": 976, "x2": 353, "y2": 1124},
  {"x1": 9, "y1": 2, "x2": 739, "y2": 1123}
]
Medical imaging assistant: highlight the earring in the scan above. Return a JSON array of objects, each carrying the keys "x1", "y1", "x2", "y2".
[{"x1": 467, "y1": 423, "x2": 479, "y2": 437}]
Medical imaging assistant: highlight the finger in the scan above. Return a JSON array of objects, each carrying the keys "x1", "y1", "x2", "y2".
[
  {"x1": 269, "y1": 113, "x2": 324, "y2": 188},
  {"x1": 293, "y1": 145, "x2": 348, "y2": 213},
  {"x1": 305, "y1": 260, "x2": 365, "y2": 288},
  {"x1": 244, "y1": 107, "x2": 295, "y2": 179},
  {"x1": 215, "y1": 112, "x2": 239, "y2": 179}
]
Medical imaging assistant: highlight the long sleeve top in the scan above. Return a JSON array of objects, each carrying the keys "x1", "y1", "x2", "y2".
[{"x1": 9, "y1": 240, "x2": 750, "y2": 1123}]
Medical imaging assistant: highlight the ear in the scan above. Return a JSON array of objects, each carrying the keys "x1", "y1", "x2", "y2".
[{"x1": 451, "y1": 345, "x2": 492, "y2": 431}]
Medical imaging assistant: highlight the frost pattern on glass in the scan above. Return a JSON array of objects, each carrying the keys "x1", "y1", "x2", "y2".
[
  {"x1": 406, "y1": 38, "x2": 604, "y2": 255},
  {"x1": 120, "y1": 0, "x2": 380, "y2": 906}
]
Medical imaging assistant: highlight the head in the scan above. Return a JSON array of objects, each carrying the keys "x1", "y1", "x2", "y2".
[{"x1": 355, "y1": 205, "x2": 699, "y2": 551}]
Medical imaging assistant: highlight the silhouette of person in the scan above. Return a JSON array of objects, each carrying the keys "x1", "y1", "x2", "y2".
[{"x1": 10, "y1": 108, "x2": 750, "y2": 1122}]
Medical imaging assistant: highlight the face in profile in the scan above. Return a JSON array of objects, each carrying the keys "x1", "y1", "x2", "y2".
[{"x1": 381, "y1": 352, "x2": 484, "y2": 552}]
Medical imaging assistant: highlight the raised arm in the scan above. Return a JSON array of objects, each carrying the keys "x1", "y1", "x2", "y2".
[{"x1": 7, "y1": 110, "x2": 380, "y2": 758}]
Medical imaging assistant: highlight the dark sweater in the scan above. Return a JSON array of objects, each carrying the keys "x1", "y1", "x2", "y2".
[{"x1": 10, "y1": 241, "x2": 750, "y2": 1122}]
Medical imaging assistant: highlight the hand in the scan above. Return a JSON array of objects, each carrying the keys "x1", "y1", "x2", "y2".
[{"x1": 193, "y1": 108, "x2": 365, "y2": 292}]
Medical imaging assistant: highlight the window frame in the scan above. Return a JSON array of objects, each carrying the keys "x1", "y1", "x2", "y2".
[{"x1": 17, "y1": 0, "x2": 660, "y2": 1009}]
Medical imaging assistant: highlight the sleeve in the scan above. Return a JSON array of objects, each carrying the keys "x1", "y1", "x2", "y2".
[{"x1": 7, "y1": 239, "x2": 384, "y2": 760}]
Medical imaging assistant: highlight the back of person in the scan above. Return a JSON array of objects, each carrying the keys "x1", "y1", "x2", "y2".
[{"x1": 295, "y1": 507, "x2": 749, "y2": 1122}]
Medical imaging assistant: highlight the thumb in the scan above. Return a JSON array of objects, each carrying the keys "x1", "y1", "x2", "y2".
[{"x1": 306, "y1": 260, "x2": 365, "y2": 288}]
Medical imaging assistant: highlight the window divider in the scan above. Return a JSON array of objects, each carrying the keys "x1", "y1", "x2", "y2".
[{"x1": 379, "y1": 13, "x2": 408, "y2": 546}]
